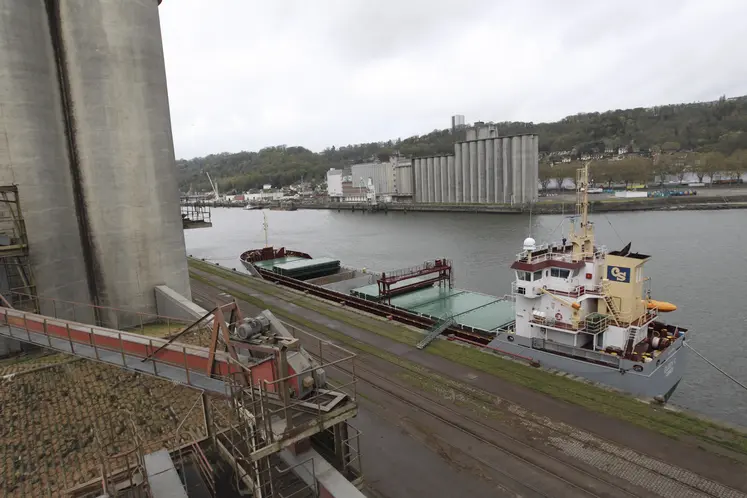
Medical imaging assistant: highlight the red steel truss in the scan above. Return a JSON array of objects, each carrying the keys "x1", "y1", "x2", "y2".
[{"x1": 377, "y1": 259, "x2": 452, "y2": 304}]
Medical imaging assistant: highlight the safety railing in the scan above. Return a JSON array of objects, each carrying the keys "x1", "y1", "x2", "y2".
[
  {"x1": 0, "y1": 305, "x2": 258, "y2": 394},
  {"x1": 8, "y1": 291, "x2": 201, "y2": 336},
  {"x1": 531, "y1": 338, "x2": 621, "y2": 368},
  {"x1": 515, "y1": 245, "x2": 607, "y2": 264},
  {"x1": 199, "y1": 320, "x2": 358, "y2": 470}
]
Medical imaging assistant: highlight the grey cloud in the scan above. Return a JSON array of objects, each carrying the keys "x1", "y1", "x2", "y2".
[{"x1": 159, "y1": 0, "x2": 747, "y2": 159}]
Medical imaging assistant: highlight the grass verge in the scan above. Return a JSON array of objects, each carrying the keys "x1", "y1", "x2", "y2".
[{"x1": 188, "y1": 258, "x2": 747, "y2": 456}]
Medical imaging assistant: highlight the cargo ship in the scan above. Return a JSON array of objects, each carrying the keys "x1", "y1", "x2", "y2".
[{"x1": 240, "y1": 163, "x2": 687, "y2": 400}]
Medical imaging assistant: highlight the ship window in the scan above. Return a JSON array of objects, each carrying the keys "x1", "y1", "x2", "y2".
[
  {"x1": 550, "y1": 268, "x2": 571, "y2": 279},
  {"x1": 517, "y1": 271, "x2": 531, "y2": 281},
  {"x1": 636, "y1": 267, "x2": 643, "y2": 282},
  {"x1": 533, "y1": 270, "x2": 543, "y2": 281}
]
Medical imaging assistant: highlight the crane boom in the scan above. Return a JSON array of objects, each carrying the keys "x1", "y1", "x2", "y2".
[
  {"x1": 540, "y1": 287, "x2": 581, "y2": 310},
  {"x1": 206, "y1": 172, "x2": 220, "y2": 199}
]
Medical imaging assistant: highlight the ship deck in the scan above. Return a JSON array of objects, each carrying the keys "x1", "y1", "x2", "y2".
[{"x1": 351, "y1": 283, "x2": 515, "y2": 333}]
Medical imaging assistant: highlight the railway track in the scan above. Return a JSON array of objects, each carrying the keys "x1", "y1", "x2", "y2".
[
  {"x1": 320, "y1": 347, "x2": 743, "y2": 498},
  {"x1": 190, "y1": 277, "x2": 746, "y2": 498}
]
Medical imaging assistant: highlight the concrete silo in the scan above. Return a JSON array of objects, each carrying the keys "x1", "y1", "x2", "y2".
[
  {"x1": 439, "y1": 156, "x2": 448, "y2": 203},
  {"x1": 0, "y1": 1, "x2": 92, "y2": 321},
  {"x1": 493, "y1": 138, "x2": 503, "y2": 203},
  {"x1": 55, "y1": 0, "x2": 190, "y2": 325},
  {"x1": 461, "y1": 142, "x2": 470, "y2": 202},
  {"x1": 468, "y1": 141, "x2": 477, "y2": 203},
  {"x1": 454, "y1": 144, "x2": 463, "y2": 203},
  {"x1": 485, "y1": 138, "x2": 494, "y2": 203},
  {"x1": 511, "y1": 136, "x2": 522, "y2": 204}
]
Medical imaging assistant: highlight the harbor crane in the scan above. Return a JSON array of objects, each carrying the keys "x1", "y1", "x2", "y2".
[{"x1": 205, "y1": 171, "x2": 220, "y2": 200}]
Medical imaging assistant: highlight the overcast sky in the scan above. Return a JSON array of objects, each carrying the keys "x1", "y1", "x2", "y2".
[{"x1": 159, "y1": 0, "x2": 747, "y2": 159}]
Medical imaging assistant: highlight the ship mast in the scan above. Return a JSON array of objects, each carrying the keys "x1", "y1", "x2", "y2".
[
  {"x1": 263, "y1": 211, "x2": 269, "y2": 248},
  {"x1": 569, "y1": 161, "x2": 595, "y2": 261}
]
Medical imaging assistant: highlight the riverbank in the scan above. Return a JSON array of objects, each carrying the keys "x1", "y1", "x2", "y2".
[{"x1": 302, "y1": 193, "x2": 747, "y2": 214}]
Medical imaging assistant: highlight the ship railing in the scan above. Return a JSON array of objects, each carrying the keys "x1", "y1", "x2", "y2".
[
  {"x1": 531, "y1": 338, "x2": 621, "y2": 368},
  {"x1": 515, "y1": 246, "x2": 607, "y2": 265}
]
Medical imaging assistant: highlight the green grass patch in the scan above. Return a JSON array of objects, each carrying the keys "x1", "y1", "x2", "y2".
[{"x1": 188, "y1": 258, "x2": 747, "y2": 455}]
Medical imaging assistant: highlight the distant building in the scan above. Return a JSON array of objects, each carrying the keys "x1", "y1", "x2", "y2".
[
  {"x1": 351, "y1": 161, "x2": 392, "y2": 197},
  {"x1": 326, "y1": 168, "x2": 344, "y2": 201},
  {"x1": 618, "y1": 146, "x2": 629, "y2": 155},
  {"x1": 466, "y1": 124, "x2": 499, "y2": 140},
  {"x1": 262, "y1": 184, "x2": 272, "y2": 190},
  {"x1": 451, "y1": 114, "x2": 465, "y2": 131},
  {"x1": 412, "y1": 133, "x2": 539, "y2": 205}
]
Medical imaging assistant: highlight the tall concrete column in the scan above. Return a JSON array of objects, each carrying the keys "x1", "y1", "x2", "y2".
[
  {"x1": 511, "y1": 136, "x2": 522, "y2": 205},
  {"x1": 412, "y1": 157, "x2": 423, "y2": 202},
  {"x1": 503, "y1": 138, "x2": 511, "y2": 204},
  {"x1": 58, "y1": 0, "x2": 190, "y2": 325},
  {"x1": 469, "y1": 141, "x2": 478, "y2": 203},
  {"x1": 0, "y1": 1, "x2": 93, "y2": 322},
  {"x1": 454, "y1": 145, "x2": 463, "y2": 203},
  {"x1": 493, "y1": 139, "x2": 502, "y2": 203},
  {"x1": 446, "y1": 155, "x2": 455, "y2": 203},
  {"x1": 523, "y1": 138, "x2": 528, "y2": 203},
  {"x1": 441, "y1": 156, "x2": 448, "y2": 202},
  {"x1": 461, "y1": 142, "x2": 470, "y2": 202},
  {"x1": 430, "y1": 157, "x2": 438, "y2": 203},
  {"x1": 477, "y1": 139, "x2": 486, "y2": 203},
  {"x1": 531, "y1": 135, "x2": 539, "y2": 202},
  {"x1": 433, "y1": 157, "x2": 443, "y2": 203},
  {"x1": 485, "y1": 138, "x2": 494, "y2": 203},
  {"x1": 423, "y1": 158, "x2": 430, "y2": 203}
]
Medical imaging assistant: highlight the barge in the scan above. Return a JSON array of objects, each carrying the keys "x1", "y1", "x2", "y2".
[{"x1": 240, "y1": 163, "x2": 687, "y2": 400}]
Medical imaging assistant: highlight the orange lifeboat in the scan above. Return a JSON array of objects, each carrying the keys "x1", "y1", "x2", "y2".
[{"x1": 646, "y1": 300, "x2": 677, "y2": 312}]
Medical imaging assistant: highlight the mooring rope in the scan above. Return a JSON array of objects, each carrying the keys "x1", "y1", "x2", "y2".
[{"x1": 685, "y1": 342, "x2": 747, "y2": 392}]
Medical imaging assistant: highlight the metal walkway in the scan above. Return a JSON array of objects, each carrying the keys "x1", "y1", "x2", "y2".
[
  {"x1": 416, "y1": 315, "x2": 455, "y2": 350},
  {"x1": 0, "y1": 306, "x2": 261, "y2": 395}
]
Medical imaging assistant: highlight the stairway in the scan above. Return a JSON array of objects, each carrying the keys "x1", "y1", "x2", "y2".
[
  {"x1": 416, "y1": 315, "x2": 455, "y2": 350},
  {"x1": 624, "y1": 327, "x2": 638, "y2": 356},
  {"x1": 601, "y1": 281, "x2": 622, "y2": 326}
]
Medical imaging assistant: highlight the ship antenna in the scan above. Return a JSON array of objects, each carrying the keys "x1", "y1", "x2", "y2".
[
  {"x1": 262, "y1": 211, "x2": 269, "y2": 248},
  {"x1": 528, "y1": 201, "x2": 533, "y2": 239}
]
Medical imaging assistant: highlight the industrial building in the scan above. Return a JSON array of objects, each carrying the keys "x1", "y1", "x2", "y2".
[
  {"x1": 0, "y1": 0, "x2": 190, "y2": 328},
  {"x1": 412, "y1": 131, "x2": 539, "y2": 205},
  {"x1": 327, "y1": 155, "x2": 413, "y2": 202}
]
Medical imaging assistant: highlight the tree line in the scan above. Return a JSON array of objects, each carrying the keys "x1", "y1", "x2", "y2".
[
  {"x1": 178, "y1": 95, "x2": 747, "y2": 192},
  {"x1": 540, "y1": 149, "x2": 747, "y2": 190}
]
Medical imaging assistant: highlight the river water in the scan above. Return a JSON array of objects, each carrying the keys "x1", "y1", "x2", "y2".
[{"x1": 185, "y1": 208, "x2": 747, "y2": 427}]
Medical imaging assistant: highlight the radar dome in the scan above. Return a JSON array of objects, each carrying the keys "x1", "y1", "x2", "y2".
[{"x1": 523, "y1": 237, "x2": 536, "y2": 251}]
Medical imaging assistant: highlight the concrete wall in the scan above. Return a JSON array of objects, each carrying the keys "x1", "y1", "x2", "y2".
[
  {"x1": 394, "y1": 164, "x2": 413, "y2": 195},
  {"x1": 0, "y1": 1, "x2": 93, "y2": 322},
  {"x1": 154, "y1": 285, "x2": 211, "y2": 325},
  {"x1": 58, "y1": 0, "x2": 190, "y2": 327},
  {"x1": 351, "y1": 162, "x2": 393, "y2": 195}
]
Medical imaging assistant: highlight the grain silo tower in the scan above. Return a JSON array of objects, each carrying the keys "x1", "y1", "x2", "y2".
[{"x1": 0, "y1": 0, "x2": 190, "y2": 329}]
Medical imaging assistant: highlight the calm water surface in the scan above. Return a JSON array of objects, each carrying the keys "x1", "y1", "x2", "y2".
[{"x1": 185, "y1": 208, "x2": 747, "y2": 427}]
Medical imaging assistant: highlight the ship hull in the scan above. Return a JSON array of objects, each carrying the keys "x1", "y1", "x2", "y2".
[{"x1": 487, "y1": 333, "x2": 687, "y2": 400}]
